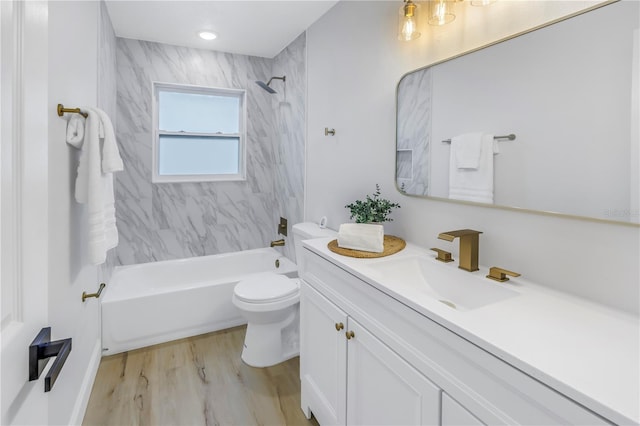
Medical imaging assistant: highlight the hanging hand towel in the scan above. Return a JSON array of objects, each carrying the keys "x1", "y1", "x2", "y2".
[
  {"x1": 337, "y1": 223, "x2": 384, "y2": 253},
  {"x1": 65, "y1": 115, "x2": 85, "y2": 147},
  {"x1": 67, "y1": 107, "x2": 123, "y2": 265},
  {"x1": 94, "y1": 108, "x2": 124, "y2": 173},
  {"x1": 449, "y1": 133, "x2": 497, "y2": 203},
  {"x1": 451, "y1": 132, "x2": 484, "y2": 169}
]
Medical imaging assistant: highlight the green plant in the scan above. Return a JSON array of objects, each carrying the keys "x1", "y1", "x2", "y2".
[{"x1": 345, "y1": 184, "x2": 401, "y2": 223}]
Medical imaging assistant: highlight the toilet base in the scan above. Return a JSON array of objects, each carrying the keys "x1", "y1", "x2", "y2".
[{"x1": 241, "y1": 308, "x2": 299, "y2": 367}]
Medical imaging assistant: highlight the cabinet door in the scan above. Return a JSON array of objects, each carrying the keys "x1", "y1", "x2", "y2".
[
  {"x1": 346, "y1": 319, "x2": 441, "y2": 426},
  {"x1": 442, "y1": 393, "x2": 484, "y2": 426},
  {"x1": 300, "y1": 282, "x2": 348, "y2": 426}
]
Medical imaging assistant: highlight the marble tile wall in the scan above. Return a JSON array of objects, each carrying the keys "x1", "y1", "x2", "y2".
[
  {"x1": 396, "y1": 68, "x2": 432, "y2": 196},
  {"x1": 113, "y1": 36, "x2": 305, "y2": 265},
  {"x1": 272, "y1": 33, "x2": 306, "y2": 262}
]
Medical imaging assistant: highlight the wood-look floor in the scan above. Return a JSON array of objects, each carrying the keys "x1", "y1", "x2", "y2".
[{"x1": 83, "y1": 326, "x2": 319, "y2": 426}]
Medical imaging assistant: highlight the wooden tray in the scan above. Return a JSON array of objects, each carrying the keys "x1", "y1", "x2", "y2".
[{"x1": 327, "y1": 235, "x2": 406, "y2": 258}]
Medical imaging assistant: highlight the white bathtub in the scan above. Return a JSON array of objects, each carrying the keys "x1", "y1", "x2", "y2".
[{"x1": 101, "y1": 247, "x2": 297, "y2": 355}]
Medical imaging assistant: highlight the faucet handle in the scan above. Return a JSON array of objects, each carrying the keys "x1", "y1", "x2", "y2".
[
  {"x1": 486, "y1": 267, "x2": 521, "y2": 282},
  {"x1": 430, "y1": 248, "x2": 454, "y2": 263},
  {"x1": 437, "y1": 229, "x2": 483, "y2": 242}
]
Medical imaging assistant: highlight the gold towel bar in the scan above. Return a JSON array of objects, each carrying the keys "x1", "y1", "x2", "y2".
[{"x1": 57, "y1": 103, "x2": 88, "y2": 118}]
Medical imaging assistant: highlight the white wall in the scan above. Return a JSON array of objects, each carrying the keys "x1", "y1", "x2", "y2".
[
  {"x1": 306, "y1": 0, "x2": 640, "y2": 314},
  {"x1": 48, "y1": 2, "x2": 103, "y2": 424}
]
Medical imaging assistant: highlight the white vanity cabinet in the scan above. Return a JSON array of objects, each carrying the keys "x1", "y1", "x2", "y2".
[
  {"x1": 300, "y1": 247, "x2": 612, "y2": 426},
  {"x1": 346, "y1": 317, "x2": 441, "y2": 425},
  {"x1": 299, "y1": 281, "x2": 347, "y2": 425},
  {"x1": 441, "y1": 393, "x2": 484, "y2": 426},
  {"x1": 300, "y1": 283, "x2": 441, "y2": 426}
]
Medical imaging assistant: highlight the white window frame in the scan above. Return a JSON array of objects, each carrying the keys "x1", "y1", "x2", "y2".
[{"x1": 152, "y1": 81, "x2": 247, "y2": 183}]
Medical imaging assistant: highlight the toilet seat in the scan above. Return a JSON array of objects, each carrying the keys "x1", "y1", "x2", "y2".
[{"x1": 234, "y1": 273, "x2": 299, "y2": 304}]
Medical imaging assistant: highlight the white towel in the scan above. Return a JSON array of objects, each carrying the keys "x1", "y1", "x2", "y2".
[
  {"x1": 94, "y1": 108, "x2": 124, "y2": 173},
  {"x1": 449, "y1": 134, "x2": 497, "y2": 204},
  {"x1": 337, "y1": 223, "x2": 384, "y2": 253},
  {"x1": 65, "y1": 115, "x2": 85, "y2": 147},
  {"x1": 452, "y1": 132, "x2": 484, "y2": 169},
  {"x1": 67, "y1": 107, "x2": 123, "y2": 265}
]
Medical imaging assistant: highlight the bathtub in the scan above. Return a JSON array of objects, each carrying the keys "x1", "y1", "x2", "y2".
[{"x1": 101, "y1": 247, "x2": 296, "y2": 355}]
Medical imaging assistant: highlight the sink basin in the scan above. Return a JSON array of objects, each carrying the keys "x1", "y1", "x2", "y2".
[{"x1": 364, "y1": 256, "x2": 519, "y2": 311}]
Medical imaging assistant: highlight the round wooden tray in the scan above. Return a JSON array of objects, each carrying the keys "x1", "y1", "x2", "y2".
[{"x1": 327, "y1": 235, "x2": 406, "y2": 258}]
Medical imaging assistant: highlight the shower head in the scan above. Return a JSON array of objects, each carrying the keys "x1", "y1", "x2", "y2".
[
  {"x1": 256, "y1": 80, "x2": 277, "y2": 94},
  {"x1": 255, "y1": 76, "x2": 286, "y2": 94}
]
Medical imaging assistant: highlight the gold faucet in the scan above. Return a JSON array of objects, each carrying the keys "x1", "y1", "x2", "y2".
[
  {"x1": 430, "y1": 248, "x2": 453, "y2": 263},
  {"x1": 270, "y1": 239, "x2": 285, "y2": 247},
  {"x1": 486, "y1": 267, "x2": 521, "y2": 282},
  {"x1": 437, "y1": 229, "x2": 483, "y2": 272}
]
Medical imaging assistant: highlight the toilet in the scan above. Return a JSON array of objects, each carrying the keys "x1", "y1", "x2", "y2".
[{"x1": 232, "y1": 222, "x2": 336, "y2": 367}]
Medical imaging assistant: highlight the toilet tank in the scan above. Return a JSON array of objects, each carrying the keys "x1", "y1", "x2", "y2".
[{"x1": 292, "y1": 222, "x2": 336, "y2": 268}]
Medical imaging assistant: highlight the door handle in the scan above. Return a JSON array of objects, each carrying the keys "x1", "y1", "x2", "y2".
[{"x1": 29, "y1": 327, "x2": 72, "y2": 392}]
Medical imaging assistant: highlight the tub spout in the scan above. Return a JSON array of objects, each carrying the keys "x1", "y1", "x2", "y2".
[{"x1": 270, "y1": 239, "x2": 285, "y2": 247}]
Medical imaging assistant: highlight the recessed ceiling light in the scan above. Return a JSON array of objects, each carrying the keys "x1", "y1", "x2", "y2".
[{"x1": 198, "y1": 31, "x2": 217, "y2": 41}]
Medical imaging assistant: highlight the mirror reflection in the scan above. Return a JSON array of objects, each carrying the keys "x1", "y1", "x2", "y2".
[{"x1": 396, "y1": 1, "x2": 639, "y2": 224}]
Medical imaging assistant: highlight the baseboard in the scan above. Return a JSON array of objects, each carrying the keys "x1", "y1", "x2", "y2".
[{"x1": 68, "y1": 339, "x2": 102, "y2": 425}]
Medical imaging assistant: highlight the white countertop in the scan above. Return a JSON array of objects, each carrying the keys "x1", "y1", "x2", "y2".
[{"x1": 303, "y1": 238, "x2": 640, "y2": 425}]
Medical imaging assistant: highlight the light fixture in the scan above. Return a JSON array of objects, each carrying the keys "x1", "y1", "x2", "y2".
[
  {"x1": 197, "y1": 30, "x2": 217, "y2": 41},
  {"x1": 428, "y1": 0, "x2": 456, "y2": 26},
  {"x1": 398, "y1": 0, "x2": 421, "y2": 41}
]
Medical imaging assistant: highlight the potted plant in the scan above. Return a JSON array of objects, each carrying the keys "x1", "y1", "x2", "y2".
[{"x1": 345, "y1": 184, "x2": 401, "y2": 224}]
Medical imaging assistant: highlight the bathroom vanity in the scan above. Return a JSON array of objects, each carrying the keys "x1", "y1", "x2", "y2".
[{"x1": 299, "y1": 239, "x2": 638, "y2": 425}]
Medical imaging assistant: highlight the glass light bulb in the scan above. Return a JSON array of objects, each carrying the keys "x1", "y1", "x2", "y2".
[
  {"x1": 398, "y1": 0, "x2": 421, "y2": 41},
  {"x1": 428, "y1": 0, "x2": 455, "y2": 26},
  {"x1": 401, "y1": 16, "x2": 418, "y2": 41}
]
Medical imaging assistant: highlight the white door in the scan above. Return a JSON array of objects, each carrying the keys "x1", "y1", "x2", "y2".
[
  {"x1": 1, "y1": 1, "x2": 50, "y2": 424},
  {"x1": 300, "y1": 282, "x2": 348, "y2": 426},
  {"x1": 346, "y1": 319, "x2": 442, "y2": 426}
]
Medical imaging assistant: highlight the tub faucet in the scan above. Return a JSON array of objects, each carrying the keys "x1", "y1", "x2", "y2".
[
  {"x1": 437, "y1": 229, "x2": 483, "y2": 272},
  {"x1": 270, "y1": 239, "x2": 285, "y2": 247}
]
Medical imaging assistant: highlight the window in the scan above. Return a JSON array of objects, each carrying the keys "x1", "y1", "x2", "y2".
[{"x1": 152, "y1": 82, "x2": 246, "y2": 182}]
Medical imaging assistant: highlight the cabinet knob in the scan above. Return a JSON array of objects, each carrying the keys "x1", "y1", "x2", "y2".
[
  {"x1": 345, "y1": 331, "x2": 355, "y2": 340},
  {"x1": 335, "y1": 322, "x2": 344, "y2": 331}
]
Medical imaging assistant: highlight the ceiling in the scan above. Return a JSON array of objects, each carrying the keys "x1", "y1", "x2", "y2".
[{"x1": 105, "y1": 1, "x2": 339, "y2": 58}]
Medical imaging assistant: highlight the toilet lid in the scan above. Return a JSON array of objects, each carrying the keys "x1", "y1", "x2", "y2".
[{"x1": 234, "y1": 273, "x2": 298, "y2": 303}]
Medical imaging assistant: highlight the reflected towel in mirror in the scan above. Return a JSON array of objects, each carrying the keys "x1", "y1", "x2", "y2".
[{"x1": 449, "y1": 134, "x2": 497, "y2": 203}]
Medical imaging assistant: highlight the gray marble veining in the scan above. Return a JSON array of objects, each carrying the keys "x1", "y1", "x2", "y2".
[
  {"x1": 112, "y1": 34, "x2": 305, "y2": 265},
  {"x1": 396, "y1": 68, "x2": 432, "y2": 196}
]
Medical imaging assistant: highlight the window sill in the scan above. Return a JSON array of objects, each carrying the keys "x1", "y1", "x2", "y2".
[{"x1": 152, "y1": 174, "x2": 246, "y2": 184}]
